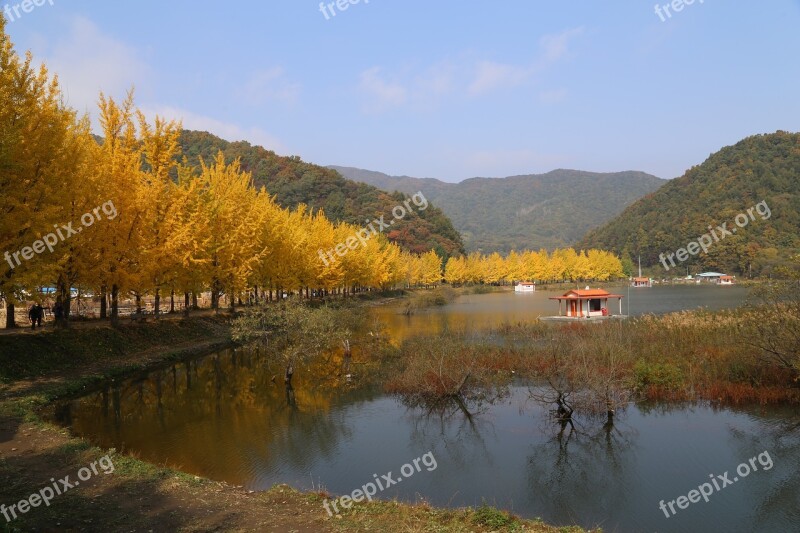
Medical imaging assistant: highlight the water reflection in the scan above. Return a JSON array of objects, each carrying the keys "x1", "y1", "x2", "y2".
[
  {"x1": 55, "y1": 282, "x2": 800, "y2": 532},
  {"x1": 373, "y1": 285, "x2": 750, "y2": 343},
  {"x1": 525, "y1": 414, "x2": 640, "y2": 530},
  {"x1": 58, "y1": 350, "x2": 799, "y2": 532},
  {"x1": 59, "y1": 348, "x2": 382, "y2": 485}
]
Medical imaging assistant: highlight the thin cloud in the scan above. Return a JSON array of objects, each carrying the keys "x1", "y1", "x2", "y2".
[
  {"x1": 540, "y1": 27, "x2": 584, "y2": 63},
  {"x1": 141, "y1": 105, "x2": 289, "y2": 155},
  {"x1": 468, "y1": 60, "x2": 531, "y2": 96},
  {"x1": 358, "y1": 26, "x2": 584, "y2": 110},
  {"x1": 238, "y1": 67, "x2": 301, "y2": 106},
  {"x1": 358, "y1": 67, "x2": 408, "y2": 112},
  {"x1": 468, "y1": 26, "x2": 584, "y2": 96},
  {"x1": 32, "y1": 17, "x2": 288, "y2": 156},
  {"x1": 41, "y1": 16, "x2": 151, "y2": 116}
]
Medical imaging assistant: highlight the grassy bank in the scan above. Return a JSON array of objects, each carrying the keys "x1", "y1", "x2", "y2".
[
  {"x1": 0, "y1": 316, "x2": 590, "y2": 532},
  {"x1": 386, "y1": 306, "x2": 800, "y2": 425},
  {"x1": 0, "y1": 316, "x2": 233, "y2": 384}
]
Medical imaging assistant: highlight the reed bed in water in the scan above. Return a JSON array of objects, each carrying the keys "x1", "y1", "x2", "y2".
[{"x1": 387, "y1": 307, "x2": 800, "y2": 412}]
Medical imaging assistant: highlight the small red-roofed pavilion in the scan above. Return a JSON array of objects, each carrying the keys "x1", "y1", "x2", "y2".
[{"x1": 549, "y1": 288, "x2": 624, "y2": 318}]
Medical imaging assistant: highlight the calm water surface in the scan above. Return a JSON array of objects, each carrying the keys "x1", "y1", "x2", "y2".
[
  {"x1": 374, "y1": 284, "x2": 750, "y2": 342},
  {"x1": 57, "y1": 287, "x2": 800, "y2": 532}
]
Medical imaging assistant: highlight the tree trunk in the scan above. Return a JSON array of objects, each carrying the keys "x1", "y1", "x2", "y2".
[
  {"x1": 56, "y1": 274, "x2": 71, "y2": 327},
  {"x1": 5, "y1": 303, "x2": 15, "y2": 329},
  {"x1": 453, "y1": 371, "x2": 471, "y2": 397},
  {"x1": 100, "y1": 285, "x2": 107, "y2": 319},
  {"x1": 211, "y1": 278, "x2": 220, "y2": 311},
  {"x1": 184, "y1": 292, "x2": 190, "y2": 316},
  {"x1": 192, "y1": 291, "x2": 198, "y2": 310},
  {"x1": 170, "y1": 289, "x2": 175, "y2": 314},
  {"x1": 135, "y1": 293, "x2": 143, "y2": 314},
  {"x1": 110, "y1": 284, "x2": 120, "y2": 326},
  {"x1": 154, "y1": 287, "x2": 161, "y2": 317}
]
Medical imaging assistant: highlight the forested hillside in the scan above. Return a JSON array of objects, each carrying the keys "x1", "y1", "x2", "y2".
[
  {"x1": 180, "y1": 131, "x2": 464, "y2": 259},
  {"x1": 578, "y1": 131, "x2": 800, "y2": 276},
  {"x1": 330, "y1": 166, "x2": 664, "y2": 253}
]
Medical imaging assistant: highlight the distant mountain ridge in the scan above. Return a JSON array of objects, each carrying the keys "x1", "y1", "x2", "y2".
[
  {"x1": 577, "y1": 131, "x2": 800, "y2": 276},
  {"x1": 178, "y1": 131, "x2": 465, "y2": 259},
  {"x1": 330, "y1": 166, "x2": 665, "y2": 253}
]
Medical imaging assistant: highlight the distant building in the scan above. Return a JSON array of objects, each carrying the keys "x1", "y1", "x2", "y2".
[
  {"x1": 631, "y1": 277, "x2": 652, "y2": 288},
  {"x1": 718, "y1": 275, "x2": 735, "y2": 285},
  {"x1": 515, "y1": 281, "x2": 536, "y2": 293},
  {"x1": 548, "y1": 288, "x2": 624, "y2": 319},
  {"x1": 697, "y1": 272, "x2": 727, "y2": 282}
]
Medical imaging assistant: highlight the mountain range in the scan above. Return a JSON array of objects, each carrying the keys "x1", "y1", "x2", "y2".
[
  {"x1": 179, "y1": 129, "x2": 799, "y2": 278},
  {"x1": 330, "y1": 166, "x2": 665, "y2": 253},
  {"x1": 578, "y1": 131, "x2": 800, "y2": 276},
  {"x1": 178, "y1": 131, "x2": 465, "y2": 259}
]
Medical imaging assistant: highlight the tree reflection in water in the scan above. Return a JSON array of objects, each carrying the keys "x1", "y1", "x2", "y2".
[
  {"x1": 722, "y1": 405, "x2": 800, "y2": 529},
  {"x1": 395, "y1": 389, "x2": 512, "y2": 478},
  {"x1": 55, "y1": 346, "x2": 382, "y2": 486},
  {"x1": 523, "y1": 404, "x2": 638, "y2": 528}
]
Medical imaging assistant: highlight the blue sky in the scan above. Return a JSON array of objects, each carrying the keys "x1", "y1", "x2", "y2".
[{"x1": 4, "y1": 0, "x2": 800, "y2": 181}]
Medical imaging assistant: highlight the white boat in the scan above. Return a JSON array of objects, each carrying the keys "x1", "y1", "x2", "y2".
[{"x1": 515, "y1": 281, "x2": 536, "y2": 293}]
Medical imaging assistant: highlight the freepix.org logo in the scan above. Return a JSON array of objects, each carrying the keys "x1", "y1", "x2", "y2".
[
  {"x1": 318, "y1": 192, "x2": 428, "y2": 267},
  {"x1": 1, "y1": 455, "x2": 115, "y2": 523},
  {"x1": 318, "y1": 0, "x2": 369, "y2": 21},
  {"x1": 654, "y1": 0, "x2": 704, "y2": 22},
  {"x1": 658, "y1": 200, "x2": 770, "y2": 271},
  {"x1": 3, "y1": 0, "x2": 55, "y2": 23},
  {"x1": 4, "y1": 200, "x2": 118, "y2": 271},
  {"x1": 322, "y1": 451, "x2": 437, "y2": 516}
]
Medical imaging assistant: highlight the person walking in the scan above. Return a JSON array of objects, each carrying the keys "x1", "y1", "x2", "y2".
[{"x1": 34, "y1": 303, "x2": 44, "y2": 328}]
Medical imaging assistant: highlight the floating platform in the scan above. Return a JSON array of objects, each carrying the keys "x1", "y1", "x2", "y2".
[{"x1": 539, "y1": 315, "x2": 629, "y2": 322}]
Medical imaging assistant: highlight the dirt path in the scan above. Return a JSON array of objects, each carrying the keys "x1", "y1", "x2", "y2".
[
  {"x1": 0, "y1": 328, "x2": 336, "y2": 532},
  {"x1": 0, "y1": 316, "x2": 581, "y2": 533},
  {"x1": 0, "y1": 309, "x2": 221, "y2": 336},
  {"x1": 0, "y1": 418, "x2": 331, "y2": 531}
]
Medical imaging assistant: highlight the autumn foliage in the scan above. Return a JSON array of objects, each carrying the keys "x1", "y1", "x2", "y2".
[
  {"x1": 444, "y1": 248, "x2": 625, "y2": 285},
  {"x1": 0, "y1": 21, "x2": 444, "y2": 325}
]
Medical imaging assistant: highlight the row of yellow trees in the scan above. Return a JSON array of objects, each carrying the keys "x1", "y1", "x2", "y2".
[
  {"x1": 0, "y1": 20, "x2": 442, "y2": 326},
  {"x1": 1, "y1": 19, "x2": 626, "y2": 328},
  {"x1": 444, "y1": 249, "x2": 625, "y2": 285}
]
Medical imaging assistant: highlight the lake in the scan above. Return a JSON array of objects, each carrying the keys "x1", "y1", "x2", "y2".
[
  {"x1": 373, "y1": 284, "x2": 751, "y2": 342},
  {"x1": 54, "y1": 286, "x2": 800, "y2": 532}
]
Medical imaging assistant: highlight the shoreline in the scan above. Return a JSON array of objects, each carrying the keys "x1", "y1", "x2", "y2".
[{"x1": 0, "y1": 314, "x2": 590, "y2": 532}]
